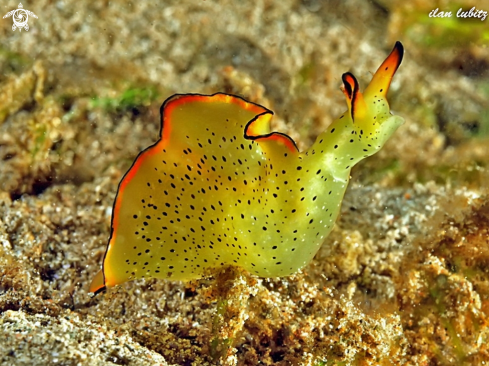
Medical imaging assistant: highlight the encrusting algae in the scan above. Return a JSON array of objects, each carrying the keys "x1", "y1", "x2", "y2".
[{"x1": 90, "y1": 42, "x2": 404, "y2": 294}]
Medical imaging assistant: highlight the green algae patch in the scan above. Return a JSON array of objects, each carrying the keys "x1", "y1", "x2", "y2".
[{"x1": 89, "y1": 86, "x2": 159, "y2": 113}]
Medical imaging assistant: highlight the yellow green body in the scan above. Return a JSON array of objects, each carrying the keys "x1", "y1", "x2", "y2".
[{"x1": 90, "y1": 42, "x2": 404, "y2": 293}]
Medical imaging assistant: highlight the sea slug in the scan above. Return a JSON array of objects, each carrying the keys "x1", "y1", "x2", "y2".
[{"x1": 90, "y1": 42, "x2": 404, "y2": 293}]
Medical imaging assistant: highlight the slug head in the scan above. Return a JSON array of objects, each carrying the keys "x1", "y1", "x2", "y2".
[{"x1": 340, "y1": 42, "x2": 404, "y2": 146}]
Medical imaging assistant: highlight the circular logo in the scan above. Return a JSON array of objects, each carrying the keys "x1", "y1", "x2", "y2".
[
  {"x1": 3, "y1": 3, "x2": 38, "y2": 32},
  {"x1": 12, "y1": 9, "x2": 29, "y2": 29}
]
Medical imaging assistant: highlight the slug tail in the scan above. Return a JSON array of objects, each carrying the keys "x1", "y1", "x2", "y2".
[{"x1": 89, "y1": 269, "x2": 106, "y2": 295}]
